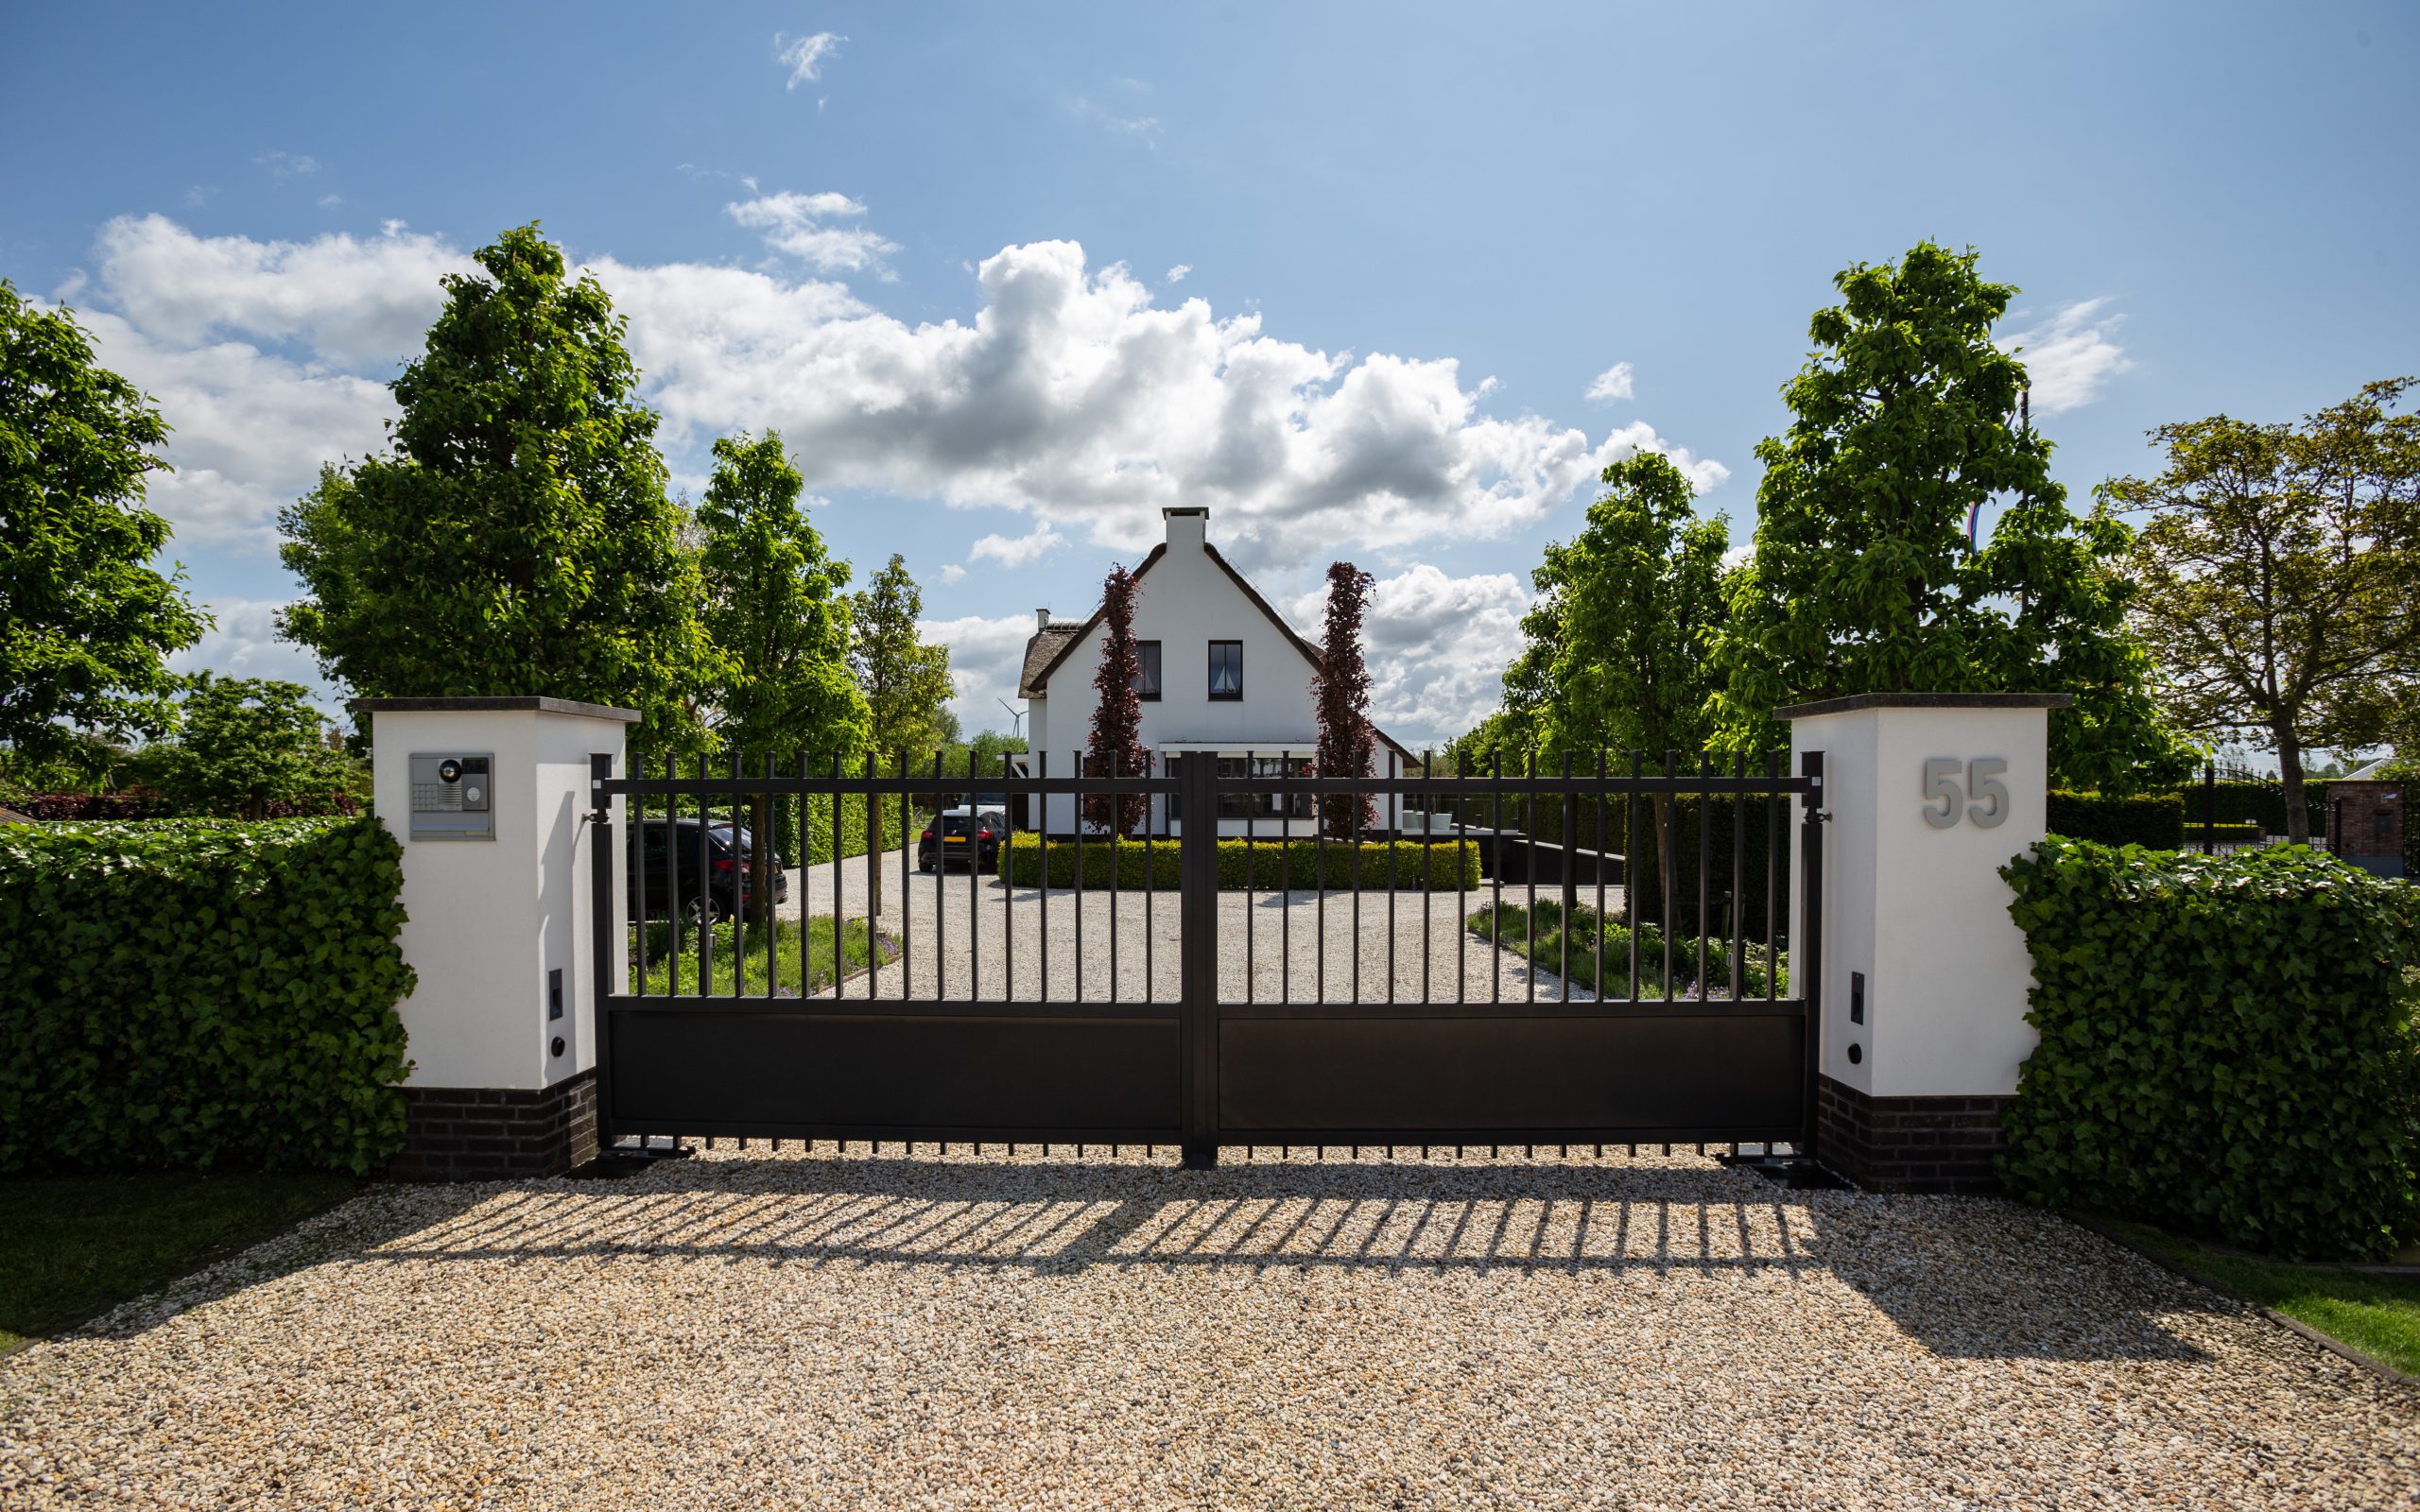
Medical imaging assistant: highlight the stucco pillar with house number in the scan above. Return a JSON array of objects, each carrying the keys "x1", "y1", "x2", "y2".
[{"x1": 1781, "y1": 692, "x2": 2068, "y2": 1192}]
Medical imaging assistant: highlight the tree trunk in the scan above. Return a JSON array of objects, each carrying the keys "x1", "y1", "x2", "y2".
[
  {"x1": 2277, "y1": 723, "x2": 2309, "y2": 847},
  {"x1": 750, "y1": 792, "x2": 774, "y2": 926}
]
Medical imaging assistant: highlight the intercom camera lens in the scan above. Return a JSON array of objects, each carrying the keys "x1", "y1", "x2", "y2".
[{"x1": 438, "y1": 759, "x2": 460, "y2": 782}]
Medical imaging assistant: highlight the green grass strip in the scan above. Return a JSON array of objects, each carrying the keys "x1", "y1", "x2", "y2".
[
  {"x1": 2098, "y1": 1216, "x2": 2420, "y2": 1377},
  {"x1": 637, "y1": 914, "x2": 890, "y2": 997}
]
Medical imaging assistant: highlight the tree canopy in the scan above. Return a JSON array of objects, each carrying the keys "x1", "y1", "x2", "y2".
[
  {"x1": 849, "y1": 555, "x2": 953, "y2": 765},
  {"x1": 135, "y1": 674, "x2": 356, "y2": 818},
  {"x1": 1712, "y1": 242, "x2": 2189, "y2": 792},
  {"x1": 277, "y1": 224, "x2": 712, "y2": 757},
  {"x1": 2101, "y1": 377, "x2": 2420, "y2": 841},
  {"x1": 1510, "y1": 452, "x2": 1729, "y2": 762},
  {"x1": 0, "y1": 282, "x2": 208, "y2": 765}
]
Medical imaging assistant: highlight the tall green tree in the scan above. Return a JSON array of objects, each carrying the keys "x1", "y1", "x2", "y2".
[
  {"x1": 1516, "y1": 452, "x2": 1729, "y2": 762},
  {"x1": 277, "y1": 224, "x2": 712, "y2": 757},
  {"x1": 1711, "y1": 242, "x2": 2189, "y2": 793},
  {"x1": 2101, "y1": 378, "x2": 2420, "y2": 843},
  {"x1": 137, "y1": 674, "x2": 356, "y2": 818},
  {"x1": 0, "y1": 282, "x2": 208, "y2": 765},
  {"x1": 849, "y1": 555, "x2": 953, "y2": 903},
  {"x1": 695, "y1": 429, "x2": 866, "y2": 919}
]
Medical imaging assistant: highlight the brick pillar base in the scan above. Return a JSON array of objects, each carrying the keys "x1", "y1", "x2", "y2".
[
  {"x1": 389, "y1": 1070, "x2": 598, "y2": 1180},
  {"x1": 1817, "y1": 1074, "x2": 2013, "y2": 1194}
]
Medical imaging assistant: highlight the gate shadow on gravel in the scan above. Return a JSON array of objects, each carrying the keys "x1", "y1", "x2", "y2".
[{"x1": 357, "y1": 1155, "x2": 2216, "y2": 1364}]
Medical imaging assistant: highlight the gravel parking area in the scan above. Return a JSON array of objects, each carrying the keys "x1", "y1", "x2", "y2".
[
  {"x1": 5, "y1": 1146, "x2": 2414, "y2": 1509},
  {"x1": 783, "y1": 862, "x2": 1606, "y2": 1002}
]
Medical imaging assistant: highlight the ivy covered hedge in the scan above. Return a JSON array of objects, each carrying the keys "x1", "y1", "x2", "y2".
[
  {"x1": 0, "y1": 818, "x2": 416, "y2": 1175},
  {"x1": 1000, "y1": 833, "x2": 1479, "y2": 891},
  {"x1": 1999, "y1": 838, "x2": 2420, "y2": 1260},
  {"x1": 2045, "y1": 790, "x2": 2186, "y2": 849}
]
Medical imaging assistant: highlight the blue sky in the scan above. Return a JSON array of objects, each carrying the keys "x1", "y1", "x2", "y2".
[{"x1": 5, "y1": 3, "x2": 2414, "y2": 747}]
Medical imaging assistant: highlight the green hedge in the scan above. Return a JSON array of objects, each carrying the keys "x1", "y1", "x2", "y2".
[
  {"x1": 2047, "y1": 790, "x2": 2187, "y2": 849},
  {"x1": 1000, "y1": 833, "x2": 1478, "y2": 891},
  {"x1": 1998, "y1": 838, "x2": 2420, "y2": 1260},
  {"x1": 2164, "y1": 779, "x2": 2330, "y2": 834},
  {"x1": 1448, "y1": 787, "x2": 1789, "y2": 939},
  {"x1": 0, "y1": 818, "x2": 416, "y2": 1175}
]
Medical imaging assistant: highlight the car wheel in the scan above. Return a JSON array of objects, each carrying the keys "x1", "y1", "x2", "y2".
[{"x1": 684, "y1": 892, "x2": 726, "y2": 928}]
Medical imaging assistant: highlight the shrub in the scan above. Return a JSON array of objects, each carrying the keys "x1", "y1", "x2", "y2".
[
  {"x1": 1998, "y1": 837, "x2": 2420, "y2": 1260},
  {"x1": 1467, "y1": 899, "x2": 1786, "y2": 999},
  {"x1": 999, "y1": 833, "x2": 1478, "y2": 891},
  {"x1": 0, "y1": 818, "x2": 416, "y2": 1175},
  {"x1": 2046, "y1": 790, "x2": 2186, "y2": 849}
]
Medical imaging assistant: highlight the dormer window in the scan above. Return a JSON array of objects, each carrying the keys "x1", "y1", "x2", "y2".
[{"x1": 1208, "y1": 641, "x2": 1243, "y2": 700}]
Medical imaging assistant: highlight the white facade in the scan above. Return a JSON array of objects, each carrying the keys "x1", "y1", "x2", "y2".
[
  {"x1": 1020, "y1": 507, "x2": 1409, "y2": 836},
  {"x1": 361, "y1": 699, "x2": 631, "y2": 1091},
  {"x1": 1785, "y1": 696, "x2": 2056, "y2": 1098}
]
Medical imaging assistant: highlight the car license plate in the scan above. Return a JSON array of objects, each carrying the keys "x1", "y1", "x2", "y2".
[{"x1": 944, "y1": 835, "x2": 966, "y2": 845}]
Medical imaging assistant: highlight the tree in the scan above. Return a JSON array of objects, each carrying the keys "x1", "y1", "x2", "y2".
[
  {"x1": 1083, "y1": 565, "x2": 1150, "y2": 835},
  {"x1": 140, "y1": 674, "x2": 355, "y2": 818},
  {"x1": 1312, "y1": 561, "x2": 1378, "y2": 839},
  {"x1": 695, "y1": 430, "x2": 866, "y2": 920},
  {"x1": 1711, "y1": 241, "x2": 2190, "y2": 794},
  {"x1": 1515, "y1": 452, "x2": 1730, "y2": 762},
  {"x1": 849, "y1": 555, "x2": 953, "y2": 903},
  {"x1": 277, "y1": 224, "x2": 713, "y2": 758},
  {"x1": 0, "y1": 282, "x2": 209, "y2": 765},
  {"x1": 2100, "y1": 378, "x2": 2420, "y2": 843}
]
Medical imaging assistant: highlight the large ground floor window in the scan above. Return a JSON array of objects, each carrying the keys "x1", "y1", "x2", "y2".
[{"x1": 1165, "y1": 754, "x2": 1317, "y2": 820}]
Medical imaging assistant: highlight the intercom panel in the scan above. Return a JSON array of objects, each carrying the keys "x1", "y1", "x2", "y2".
[{"x1": 407, "y1": 752, "x2": 494, "y2": 840}]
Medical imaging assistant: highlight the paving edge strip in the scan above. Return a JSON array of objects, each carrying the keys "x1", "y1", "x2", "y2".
[{"x1": 2064, "y1": 1211, "x2": 2418, "y2": 1389}]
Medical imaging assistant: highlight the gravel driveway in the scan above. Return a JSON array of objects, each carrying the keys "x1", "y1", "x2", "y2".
[
  {"x1": 783, "y1": 861, "x2": 1619, "y2": 1002},
  {"x1": 5, "y1": 1146, "x2": 2413, "y2": 1509}
]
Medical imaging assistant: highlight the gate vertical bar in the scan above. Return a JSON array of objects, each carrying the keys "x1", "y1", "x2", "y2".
[
  {"x1": 587, "y1": 753, "x2": 615, "y2": 1153},
  {"x1": 1798, "y1": 749, "x2": 1826, "y2": 1163},
  {"x1": 1179, "y1": 752, "x2": 1218, "y2": 1167}
]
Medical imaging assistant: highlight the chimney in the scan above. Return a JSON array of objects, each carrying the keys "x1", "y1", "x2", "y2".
[
  {"x1": 1036, "y1": 608, "x2": 1051, "y2": 630},
  {"x1": 1163, "y1": 506, "x2": 1208, "y2": 554}
]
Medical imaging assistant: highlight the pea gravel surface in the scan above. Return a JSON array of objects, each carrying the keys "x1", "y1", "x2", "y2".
[{"x1": 3, "y1": 1145, "x2": 2414, "y2": 1510}]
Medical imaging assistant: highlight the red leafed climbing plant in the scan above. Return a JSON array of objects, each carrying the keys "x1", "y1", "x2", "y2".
[
  {"x1": 1083, "y1": 564, "x2": 1150, "y2": 833},
  {"x1": 1314, "y1": 560, "x2": 1379, "y2": 839}
]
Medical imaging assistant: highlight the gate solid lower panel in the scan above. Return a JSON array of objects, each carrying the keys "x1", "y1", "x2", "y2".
[
  {"x1": 603, "y1": 1000, "x2": 1182, "y2": 1142},
  {"x1": 1216, "y1": 1003, "x2": 1806, "y2": 1143}
]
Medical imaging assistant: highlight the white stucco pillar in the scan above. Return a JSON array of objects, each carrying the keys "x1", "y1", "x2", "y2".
[
  {"x1": 1780, "y1": 693, "x2": 2066, "y2": 1190},
  {"x1": 354, "y1": 696, "x2": 635, "y2": 1177}
]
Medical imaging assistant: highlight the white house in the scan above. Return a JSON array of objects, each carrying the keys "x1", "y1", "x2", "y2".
[{"x1": 1015, "y1": 507, "x2": 1417, "y2": 837}]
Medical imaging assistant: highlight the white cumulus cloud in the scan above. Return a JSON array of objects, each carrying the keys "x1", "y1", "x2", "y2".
[
  {"x1": 726, "y1": 190, "x2": 898, "y2": 277},
  {"x1": 1165, "y1": 264, "x2": 1191, "y2": 284},
  {"x1": 967, "y1": 524, "x2": 1066, "y2": 568},
  {"x1": 1286, "y1": 565, "x2": 1530, "y2": 747},
  {"x1": 921, "y1": 612, "x2": 1044, "y2": 735},
  {"x1": 773, "y1": 31, "x2": 844, "y2": 89},
  {"x1": 2000, "y1": 299, "x2": 2133, "y2": 417},
  {"x1": 1585, "y1": 360, "x2": 1634, "y2": 404}
]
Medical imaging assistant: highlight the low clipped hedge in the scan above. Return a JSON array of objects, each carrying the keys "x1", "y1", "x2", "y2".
[
  {"x1": 1000, "y1": 833, "x2": 1479, "y2": 891},
  {"x1": 1999, "y1": 838, "x2": 2420, "y2": 1260},
  {"x1": 0, "y1": 818, "x2": 416, "y2": 1175},
  {"x1": 2046, "y1": 790, "x2": 2186, "y2": 849}
]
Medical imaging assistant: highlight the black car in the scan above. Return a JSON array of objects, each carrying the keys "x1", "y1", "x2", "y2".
[
  {"x1": 918, "y1": 807, "x2": 1005, "y2": 872},
  {"x1": 629, "y1": 818, "x2": 788, "y2": 923}
]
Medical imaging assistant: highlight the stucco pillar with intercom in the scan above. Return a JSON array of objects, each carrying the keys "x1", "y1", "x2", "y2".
[
  {"x1": 354, "y1": 696, "x2": 635, "y2": 1179},
  {"x1": 1780, "y1": 693, "x2": 2067, "y2": 1192}
]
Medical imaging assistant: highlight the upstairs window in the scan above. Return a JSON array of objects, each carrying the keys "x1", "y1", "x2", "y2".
[
  {"x1": 1133, "y1": 641, "x2": 1163, "y2": 701},
  {"x1": 1208, "y1": 640, "x2": 1243, "y2": 700}
]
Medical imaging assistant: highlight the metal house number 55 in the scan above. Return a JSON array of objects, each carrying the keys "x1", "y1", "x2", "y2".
[{"x1": 1922, "y1": 757, "x2": 2010, "y2": 830}]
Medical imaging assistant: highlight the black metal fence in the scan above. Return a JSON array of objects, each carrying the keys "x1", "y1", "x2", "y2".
[{"x1": 587, "y1": 749, "x2": 1824, "y2": 1167}]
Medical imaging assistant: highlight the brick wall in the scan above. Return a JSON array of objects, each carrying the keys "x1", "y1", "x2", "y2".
[
  {"x1": 389, "y1": 1071, "x2": 597, "y2": 1180},
  {"x1": 1817, "y1": 1075, "x2": 2013, "y2": 1194},
  {"x1": 2325, "y1": 780, "x2": 2403, "y2": 861}
]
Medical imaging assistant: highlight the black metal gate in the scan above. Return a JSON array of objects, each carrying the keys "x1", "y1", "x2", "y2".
[{"x1": 587, "y1": 749, "x2": 1824, "y2": 1166}]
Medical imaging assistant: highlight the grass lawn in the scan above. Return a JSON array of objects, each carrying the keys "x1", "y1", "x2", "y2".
[
  {"x1": 2097, "y1": 1216, "x2": 2420, "y2": 1377},
  {"x1": 636, "y1": 913, "x2": 893, "y2": 996},
  {"x1": 0, "y1": 1171, "x2": 360, "y2": 1352},
  {"x1": 1467, "y1": 899, "x2": 1785, "y2": 998}
]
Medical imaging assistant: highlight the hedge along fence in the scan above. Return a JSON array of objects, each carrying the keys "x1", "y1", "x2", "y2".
[
  {"x1": 1998, "y1": 838, "x2": 2420, "y2": 1261},
  {"x1": 2163, "y1": 778, "x2": 2331, "y2": 834},
  {"x1": 0, "y1": 818, "x2": 416, "y2": 1176},
  {"x1": 2046, "y1": 790, "x2": 2186, "y2": 849},
  {"x1": 1446, "y1": 785, "x2": 1789, "y2": 940},
  {"x1": 1000, "y1": 833, "x2": 1480, "y2": 891}
]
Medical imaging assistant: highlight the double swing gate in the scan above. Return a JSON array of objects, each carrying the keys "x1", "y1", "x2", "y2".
[{"x1": 587, "y1": 750, "x2": 1826, "y2": 1167}]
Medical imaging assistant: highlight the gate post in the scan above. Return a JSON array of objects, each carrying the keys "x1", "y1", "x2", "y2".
[
  {"x1": 1778, "y1": 693, "x2": 2066, "y2": 1193},
  {"x1": 353, "y1": 696, "x2": 637, "y2": 1179},
  {"x1": 1178, "y1": 754, "x2": 1219, "y2": 1168}
]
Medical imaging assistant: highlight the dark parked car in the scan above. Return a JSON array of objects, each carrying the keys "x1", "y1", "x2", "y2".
[
  {"x1": 629, "y1": 818, "x2": 787, "y2": 923},
  {"x1": 918, "y1": 807, "x2": 1005, "y2": 872}
]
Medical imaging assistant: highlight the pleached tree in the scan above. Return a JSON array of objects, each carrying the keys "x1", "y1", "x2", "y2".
[
  {"x1": 1312, "y1": 560, "x2": 1378, "y2": 839},
  {"x1": 1082, "y1": 565, "x2": 1149, "y2": 834}
]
